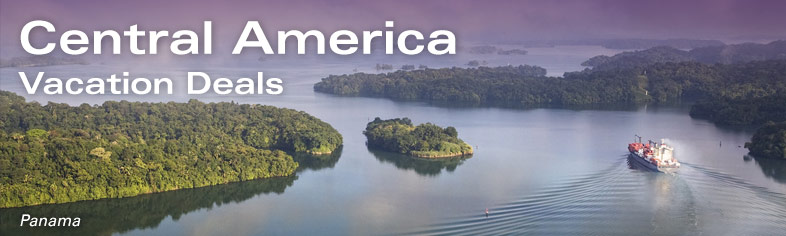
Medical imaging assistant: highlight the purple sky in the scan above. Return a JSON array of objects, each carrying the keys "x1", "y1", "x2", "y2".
[{"x1": 1, "y1": 0, "x2": 785, "y2": 56}]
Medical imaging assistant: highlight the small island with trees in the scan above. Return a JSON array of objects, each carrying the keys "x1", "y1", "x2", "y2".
[{"x1": 364, "y1": 117, "x2": 473, "y2": 158}]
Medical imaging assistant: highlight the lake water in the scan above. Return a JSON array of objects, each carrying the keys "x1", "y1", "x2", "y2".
[{"x1": 2, "y1": 46, "x2": 786, "y2": 235}]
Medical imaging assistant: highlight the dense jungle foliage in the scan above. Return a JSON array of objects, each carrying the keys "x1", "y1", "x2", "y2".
[
  {"x1": 314, "y1": 60, "x2": 786, "y2": 110},
  {"x1": 690, "y1": 95, "x2": 786, "y2": 126},
  {"x1": 364, "y1": 117, "x2": 472, "y2": 158},
  {"x1": 0, "y1": 91, "x2": 342, "y2": 208},
  {"x1": 746, "y1": 122, "x2": 786, "y2": 160}
]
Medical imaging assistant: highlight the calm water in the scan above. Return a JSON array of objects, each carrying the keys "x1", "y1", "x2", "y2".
[{"x1": 1, "y1": 46, "x2": 786, "y2": 235}]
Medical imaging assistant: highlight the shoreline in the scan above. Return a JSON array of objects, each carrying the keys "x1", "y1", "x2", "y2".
[
  {"x1": 410, "y1": 150, "x2": 474, "y2": 159},
  {"x1": 0, "y1": 173, "x2": 296, "y2": 209}
]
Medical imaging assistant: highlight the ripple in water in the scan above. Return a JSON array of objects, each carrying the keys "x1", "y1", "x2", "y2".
[{"x1": 402, "y1": 157, "x2": 786, "y2": 235}]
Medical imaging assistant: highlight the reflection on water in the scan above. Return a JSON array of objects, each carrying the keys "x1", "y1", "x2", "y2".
[
  {"x1": 292, "y1": 146, "x2": 343, "y2": 172},
  {"x1": 0, "y1": 149, "x2": 344, "y2": 236},
  {"x1": 679, "y1": 163, "x2": 786, "y2": 235},
  {"x1": 405, "y1": 158, "x2": 786, "y2": 235},
  {"x1": 0, "y1": 148, "x2": 342, "y2": 236},
  {"x1": 0, "y1": 176, "x2": 296, "y2": 236},
  {"x1": 750, "y1": 156, "x2": 786, "y2": 184},
  {"x1": 384, "y1": 99, "x2": 643, "y2": 112},
  {"x1": 368, "y1": 148, "x2": 471, "y2": 176},
  {"x1": 409, "y1": 159, "x2": 786, "y2": 235}
]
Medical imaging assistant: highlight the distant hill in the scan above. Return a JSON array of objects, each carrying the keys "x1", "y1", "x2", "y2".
[
  {"x1": 598, "y1": 39, "x2": 726, "y2": 50},
  {"x1": 690, "y1": 41, "x2": 786, "y2": 64},
  {"x1": 514, "y1": 38, "x2": 725, "y2": 50},
  {"x1": 582, "y1": 41, "x2": 786, "y2": 70},
  {"x1": 581, "y1": 46, "x2": 694, "y2": 70},
  {"x1": 0, "y1": 55, "x2": 88, "y2": 68},
  {"x1": 465, "y1": 45, "x2": 528, "y2": 55}
]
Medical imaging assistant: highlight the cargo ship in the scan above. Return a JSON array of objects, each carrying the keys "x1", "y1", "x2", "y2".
[{"x1": 627, "y1": 135, "x2": 680, "y2": 172}]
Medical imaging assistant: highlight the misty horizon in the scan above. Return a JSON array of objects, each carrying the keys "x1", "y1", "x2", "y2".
[{"x1": 2, "y1": 0, "x2": 786, "y2": 57}]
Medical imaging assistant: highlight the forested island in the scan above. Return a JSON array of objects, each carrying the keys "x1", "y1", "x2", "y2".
[
  {"x1": 746, "y1": 122, "x2": 786, "y2": 160},
  {"x1": 0, "y1": 91, "x2": 342, "y2": 208},
  {"x1": 364, "y1": 117, "x2": 472, "y2": 158}
]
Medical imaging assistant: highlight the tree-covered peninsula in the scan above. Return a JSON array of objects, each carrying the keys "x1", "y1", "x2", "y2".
[
  {"x1": 745, "y1": 122, "x2": 786, "y2": 160},
  {"x1": 314, "y1": 65, "x2": 641, "y2": 106},
  {"x1": 314, "y1": 60, "x2": 786, "y2": 110},
  {"x1": 0, "y1": 91, "x2": 342, "y2": 208},
  {"x1": 689, "y1": 95, "x2": 786, "y2": 126},
  {"x1": 364, "y1": 117, "x2": 472, "y2": 158}
]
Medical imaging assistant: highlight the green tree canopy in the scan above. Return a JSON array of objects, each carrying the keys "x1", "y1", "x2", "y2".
[{"x1": 0, "y1": 91, "x2": 342, "y2": 208}]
